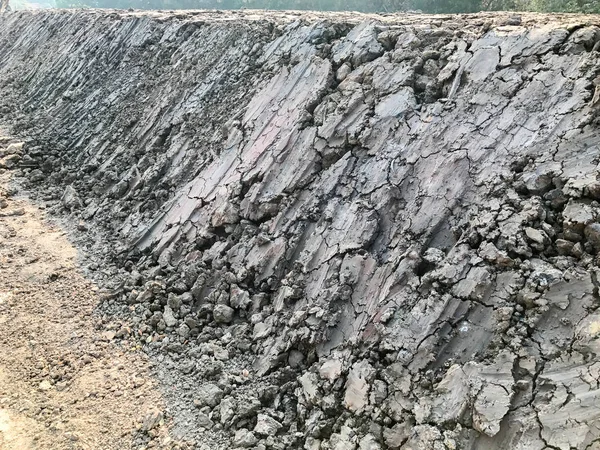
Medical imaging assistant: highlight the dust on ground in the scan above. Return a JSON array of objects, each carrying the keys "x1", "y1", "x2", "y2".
[{"x1": 0, "y1": 144, "x2": 171, "y2": 449}]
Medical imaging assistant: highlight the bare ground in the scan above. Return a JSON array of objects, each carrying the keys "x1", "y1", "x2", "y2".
[{"x1": 0, "y1": 165, "x2": 171, "y2": 449}]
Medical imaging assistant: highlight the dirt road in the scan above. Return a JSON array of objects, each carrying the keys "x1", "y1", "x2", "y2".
[{"x1": 0, "y1": 141, "x2": 171, "y2": 449}]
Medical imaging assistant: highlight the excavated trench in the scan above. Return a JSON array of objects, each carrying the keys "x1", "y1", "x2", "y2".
[{"x1": 2, "y1": 9, "x2": 600, "y2": 450}]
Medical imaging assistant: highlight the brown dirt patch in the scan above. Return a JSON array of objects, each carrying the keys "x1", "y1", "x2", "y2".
[{"x1": 0, "y1": 164, "x2": 171, "y2": 449}]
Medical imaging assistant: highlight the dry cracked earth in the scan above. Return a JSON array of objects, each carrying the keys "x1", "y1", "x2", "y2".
[{"x1": 1, "y1": 8, "x2": 600, "y2": 450}]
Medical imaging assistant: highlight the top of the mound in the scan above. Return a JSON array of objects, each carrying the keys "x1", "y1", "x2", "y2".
[{"x1": 4, "y1": 8, "x2": 600, "y2": 30}]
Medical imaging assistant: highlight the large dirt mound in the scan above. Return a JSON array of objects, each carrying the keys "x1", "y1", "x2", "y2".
[{"x1": 2, "y1": 9, "x2": 600, "y2": 449}]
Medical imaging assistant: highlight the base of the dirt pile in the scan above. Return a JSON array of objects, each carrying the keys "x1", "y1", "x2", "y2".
[{"x1": 0, "y1": 137, "x2": 182, "y2": 449}]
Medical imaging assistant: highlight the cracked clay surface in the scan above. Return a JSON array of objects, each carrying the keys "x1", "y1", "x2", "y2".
[{"x1": 1, "y1": 9, "x2": 600, "y2": 450}]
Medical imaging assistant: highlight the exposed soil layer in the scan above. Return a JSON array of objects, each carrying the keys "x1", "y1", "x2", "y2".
[{"x1": 2, "y1": 9, "x2": 600, "y2": 450}]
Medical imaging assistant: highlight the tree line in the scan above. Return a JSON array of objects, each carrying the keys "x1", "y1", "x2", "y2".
[{"x1": 55, "y1": 0, "x2": 600, "y2": 14}]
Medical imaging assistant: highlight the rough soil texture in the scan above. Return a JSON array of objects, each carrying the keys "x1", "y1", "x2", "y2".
[
  {"x1": 2, "y1": 9, "x2": 600, "y2": 450},
  {"x1": 0, "y1": 135, "x2": 177, "y2": 449}
]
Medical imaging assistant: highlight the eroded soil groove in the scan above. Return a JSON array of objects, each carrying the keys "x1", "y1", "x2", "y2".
[{"x1": 2, "y1": 9, "x2": 600, "y2": 450}]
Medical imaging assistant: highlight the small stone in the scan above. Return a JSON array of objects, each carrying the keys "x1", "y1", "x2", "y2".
[
  {"x1": 584, "y1": 223, "x2": 600, "y2": 250},
  {"x1": 479, "y1": 242, "x2": 513, "y2": 266},
  {"x1": 177, "y1": 324, "x2": 190, "y2": 338},
  {"x1": 65, "y1": 432, "x2": 79, "y2": 442},
  {"x1": 0, "y1": 153, "x2": 21, "y2": 169},
  {"x1": 211, "y1": 201, "x2": 239, "y2": 227},
  {"x1": 544, "y1": 188, "x2": 568, "y2": 209},
  {"x1": 473, "y1": 382, "x2": 513, "y2": 437},
  {"x1": 254, "y1": 414, "x2": 282, "y2": 436},
  {"x1": 299, "y1": 372, "x2": 320, "y2": 404},
  {"x1": 383, "y1": 422, "x2": 411, "y2": 449},
  {"x1": 520, "y1": 170, "x2": 552, "y2": 194},
  {"x1": 38, "y1": 380, "x2": 52, "y2": 391},
  {"x1": 359, "y1": 434, "x2": 381, "y2": 450},
  {"x1": 503, "y1": 14, "x2": 522, "y2": 26},
  {"x1": 587, "y1": 182, "x2": 600, "y2": 200},
  {"x1": 288, "y1": 350, "x2": 304, "y2": 368},
  {"x1": 305, "y1": 437, "x2": 322, "y2": 450},
  {"x1": 329, "y1": 425, "x2": 359, "y2": 450},
  {"x1": 563, "y1": 200, "x2": 595, "y2": 237},
  {"x1": 230, "y1": 285, "x2": 251, "y2": 309},
  {"x1": 163, "y1": 305, "x2": 178, "y2": 328},
  {"x1": 214, "y1": 347, "x2": 229, "y2": 361},
  {"x1": 234, "y1": 429, "x2": 258, "y2": 448},
  {"x1": 572, "y1": 242, "x2": 584, "y2": 258},
  {"x1": 61, "y1": 185, "x2": 81, "y2": 210},
  {"x1": 253, "y1": 322, "x2": 272, "y2": 340},
  {"x1": 140, "y1": 409, "x2": 163, "y2": 432},
  {"x1": 336, "y1": 63, "x2": 352, "y2": 81},
  {"x1": 194, "y1": 383, "x2": 224, "y2": 408},
  {"x1": 524, "y1": 227, "x2": 547, "y2": 245},
  {"x1": 167, "y1": 294, "x2": 182, "y2": 311},
  {"x1": 102, "y1": 330, "x2": 116, "y2": 341},
  {"x1": 32, "y1": 168, "x2": 46, "y2": 180},
  {"x1": 563, "y1": 228, "x2": 583, "y2": 242},
  {"x1": 220, "y1": 397, "x2": 236, "y2": 425},
  {"x1": 197, "y1": 412, "x2": 213, "y2": 429},
  {"x1": 4, "y1": 142, "x2": 24, "y2": 155},
  {"x1": 0, "y1": 207, "x2": 25, "y2": 217},
  {"x1": 370, "y1": 380, "x2": 388, "y2": 405},
  {"x1": 319, "y1": 358, "x2": 343, "y2": 381},
  {"x1": 518, "y1": 291, "x2": 541, "y2": 309},
  {"x1": 184, "y1": 316, "x2": 197, "y2": 329},
  {"x1": 344, "y1": 360, "x2": 375, "y2": 412},
  {"x1": 213, "y1": 304, "x2": 234, "y2": 324},
  {"x1": 321, "y1": 393, "x2": 337, "y2": 413},
  {"x1": 110, "y1": 180, "x2": 129, "y2": 198},
  {"x1": 237, "y1": 397, "x2": 261, "y2": 419}
]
